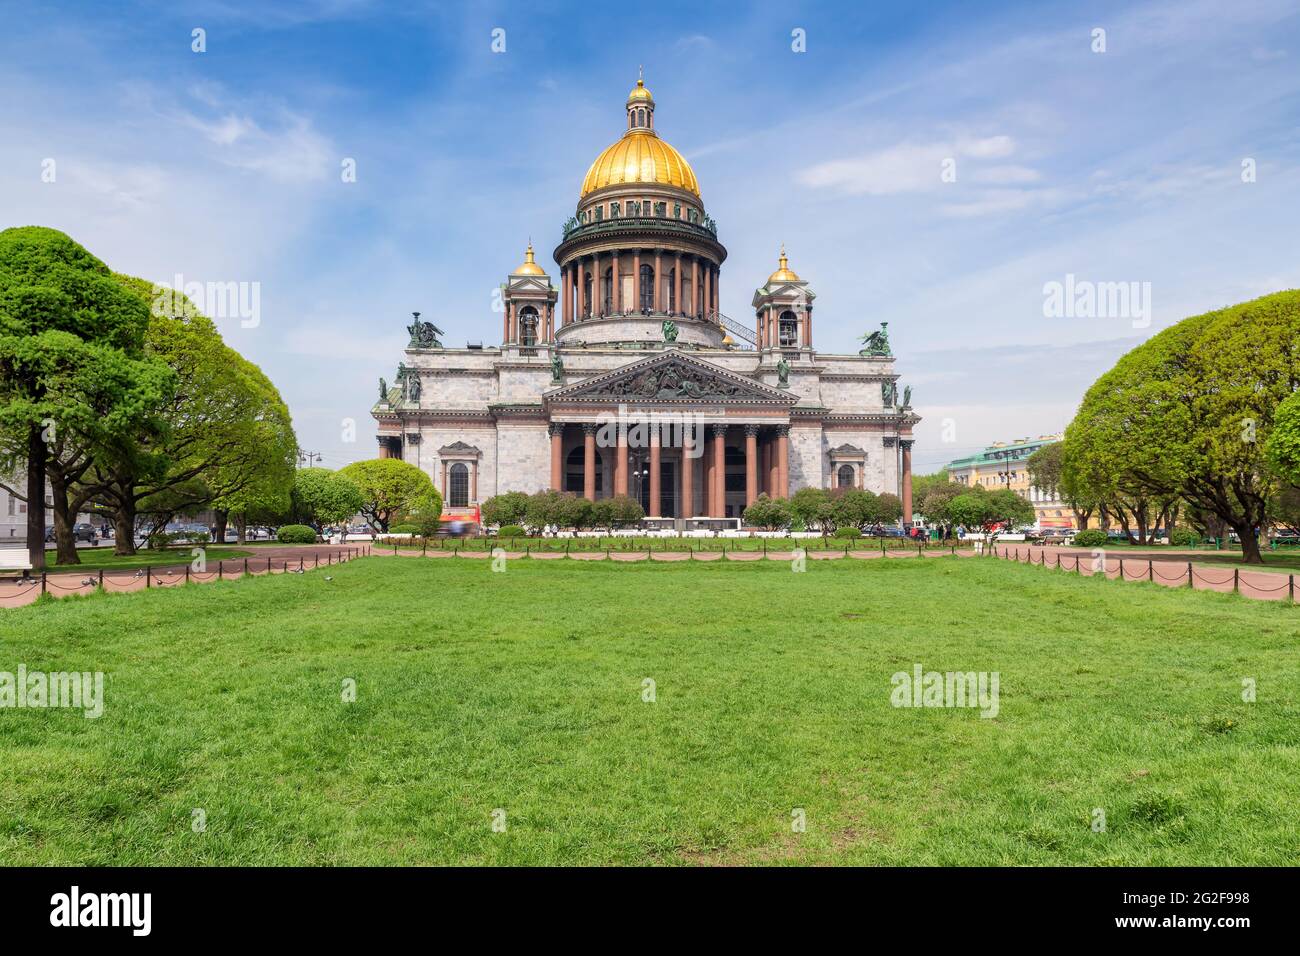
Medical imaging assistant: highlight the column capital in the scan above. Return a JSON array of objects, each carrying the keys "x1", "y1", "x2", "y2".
[
  {"x1": 900, "y1": 438, "x2": 915, "y2": 450},
  {"x1": 774, "y1": 424, "x2": 790, "y2": 437},
  {"x1": 548, "y1": 422, "x2": 565, "y2": 437},
  {"x1": 582, "y1": 422, "x2": 598, "y2": 436},
  {"x1": 743, "y1": 423, "x2": 760, "y2": 437},
  {"x1": 883, "y1": 436, "x2": 897, "y2": 447},
  {"x1": 711, "y1": 423, "x2": 728, "y2": 438}
]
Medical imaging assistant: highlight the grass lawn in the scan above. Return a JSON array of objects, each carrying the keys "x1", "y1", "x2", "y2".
[
  {"x1": 45, "y1": 546, "x2": 254, "y2": 571},
  {"x1": 1, "y1": 555, "x2": 1296, "y2": 865}
]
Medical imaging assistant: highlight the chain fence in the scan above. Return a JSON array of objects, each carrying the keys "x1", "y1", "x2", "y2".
[{"x1": 1, "y1": 546, "x2": 372, "y2": 608}]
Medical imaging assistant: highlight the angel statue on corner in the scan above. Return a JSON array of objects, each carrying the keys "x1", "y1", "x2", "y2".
[
  {"x1": 859, "y1": 322, "x2": 891, "y2": 357},
  {"x1": 407, "y1": 311, "x2": 445, "y2": 349}
]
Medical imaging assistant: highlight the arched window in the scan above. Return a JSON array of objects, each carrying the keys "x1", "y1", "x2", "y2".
[
  {"x1": 602, "y1": 268, "x2": 613, "y2": 314},
  {"x1": 449, "y1": 463, "x2": 469, "y2": 507},
  {"x1": 639, "y1": 264, "x2": 654, "y2": 311},
  {"x1": 519, "y1": 306, "x2": 538, "y2": 346},
  {"x1": 667, "y1": 268, "x2": 676, "y2": 312},
  {"x1": 565, "y1": 446, "x2": 603, "y2": 494},
  {"x1": 837, "y1": 464, "x2": 856, "y2": 489},
  {"x1": 779, "y1": 310, "x2": 798, "y2": 347},
  {"x1": 582, "y1": 272, "x2": 593, "y2": 317}
]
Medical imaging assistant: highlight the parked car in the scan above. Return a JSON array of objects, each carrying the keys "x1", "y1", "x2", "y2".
[{"x1": 43, "y1": 523, "x2": 97, "y2": 543}]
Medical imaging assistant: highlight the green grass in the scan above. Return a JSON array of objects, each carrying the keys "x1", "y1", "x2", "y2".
[
  {"x1": 1, "y1": 555, "x2": 1297, "y2": 865},
  {"x1": 45, "y1": 546, "x2": 254, "y2": 571}
]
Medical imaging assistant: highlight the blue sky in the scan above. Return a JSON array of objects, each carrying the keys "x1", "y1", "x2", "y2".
[{"x1": 2, "y1": 0, "x2": 1298, "y2": 473}]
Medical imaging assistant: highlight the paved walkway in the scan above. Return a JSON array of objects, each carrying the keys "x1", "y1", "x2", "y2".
[{"x1": 0, "y1": 544, "x2": 370, "y2": 609}]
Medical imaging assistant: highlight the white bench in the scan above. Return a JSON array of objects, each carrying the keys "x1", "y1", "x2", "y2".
[{"x1": 0, "y1": 546, "x2": 34, "y2": 576}]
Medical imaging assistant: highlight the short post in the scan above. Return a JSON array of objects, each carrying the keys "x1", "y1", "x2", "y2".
[
  {"x1": 1119, "y1": 557, "x2": 1124, "y2": 579},
  {"x1": 1187, "y1": 561, "x2": 1193, "y2": 588},
  {"x1": 41, "y1": 571, "x2": 47, "y2": 595},
  {"x1": 98, "y1": 569, "x2": 104, "y2": 589},
  {"x1": 146, "y1": 567, "x2": 151, "y2": 588},
  {"x1": 1233, "y1": 568, "x2": 1239, "y2": 594},
  {"x1": 185, "y1": 565, "x2": 190, "y2": 583},
  {"x1": 1290, "y1": 574, "x2": 1295, "y2": 603},
  {"x1": 299, "y1": 557, "x2": 304, "y2": 571},
  {"x1": 1148, "y1": 559, "x2": 1153, "y2": 582},
  {"x1": 219, "y1": 561, "x2": 224, "y2": 580},
  {"x1": 244, "y1": 557, "x2": 249, "y2": 575},
  {"x1": 268, "y1": 557, "x2": 272, "y2": 573}
]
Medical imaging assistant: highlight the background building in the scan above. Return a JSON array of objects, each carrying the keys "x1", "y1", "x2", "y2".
[{"x1": 946, "y1": 434, "x2": 1072, "y2": 529}]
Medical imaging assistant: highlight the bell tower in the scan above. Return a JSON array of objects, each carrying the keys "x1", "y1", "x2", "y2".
[
  {"x1": 751, "y1": 246, "x2": 815, "y2": 351},
  {"x1": 501, "y1": 241, "x2": 557, "y2": 348}
]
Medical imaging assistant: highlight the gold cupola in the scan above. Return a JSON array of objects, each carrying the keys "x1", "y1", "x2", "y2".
[
  {"x1": 767, "y1": 245, "x2": 801, "y2": 284},
  {"x1": 514, "y1": 241, "x2": 545, "y2": 276},
  {"x1": 579, "y1": 71, "x2": 701, "y2": 199}
]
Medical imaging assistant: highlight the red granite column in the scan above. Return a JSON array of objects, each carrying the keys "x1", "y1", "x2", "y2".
[
  {"x1": 703, "y1": 265, "x2": 712, "y2": 319},
  {"x1": 711, "y1": 424, "x2": 726, "y2": 517},
  {"x1": 579, "y1": 258, "x2": 588, "y2": 318},
  {"x1": 583, "y1": 424, "x2": 596, "y2": 501},
  {"x1": 616, "y1": 429, "x2": 629, "y2": 496},
  {"x1": 649, "y1": 426, "x2": 661, "y2": 517},
  {"x1": 744, "y1": 424, "x2": 758, "y2": 509},
  {"x1": 777, "y1": 426, "x2": 789, "y2": 499},
  {"x1": 612, "y1": 252, "x2": 621, "y2": 312},
  {"x1": 633, "y1": 249, "x2": 641, "y2": 311},
  {"x1": 901, "y1": 439, "x2": 914, "y2": 525},
  {"x1": 561, "y1": 265, "x2": 571, "y2": 326},
  {"x1": 549, "y1": 423, "x2": 563, "y2": 491},
  {"x1": 691, "y1": 257, "x2": 700, "y2": 317},
  {"x1": 654, "y1": 249, "x2": 663, "y2": 312},
  {"x1": 674, "y1": 253, "x2": 682, "y2": 314},
  {"x1": 502, "y1": 301, "x2": 510, "y2": 344},
  {"x1": 806, "y1": 305, "x2": 813, "y2": 348},
  {"x1": 681, "y1": 428, "x2": 695, "y2": 517},
  {"x1": 767, "y1": 434, "x2": 778, "y2": 495}
]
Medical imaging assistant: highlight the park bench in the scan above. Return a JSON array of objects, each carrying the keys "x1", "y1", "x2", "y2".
[{"x1": 0, "y1": 545, "x2": 35, "y2": 580}]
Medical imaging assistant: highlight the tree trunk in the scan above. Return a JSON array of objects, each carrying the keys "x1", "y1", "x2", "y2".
[
  {"x1": 48, "y1": 473, "x2": 80, "y2": 565},
  {"x1": 26, "y1": 425, "x2": 47, "y2": 570},
  {"x1": 236, "y1": 514, "x2": 247, "y2": 545},
  {"x1": 113, "y1": 499, "x2": 138, "y2": 556},
  {"x1": 1235, "y1": 522, "x2": 1264, "y2": 564},
  {"x1": 213, "y1": 508, "x2": 228, "y2": 547}
]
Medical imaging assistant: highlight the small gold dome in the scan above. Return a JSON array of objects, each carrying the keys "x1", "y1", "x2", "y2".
[
  {"x1": 580, "y1": 131, "x2": 699, "y2": 198},
  {"x1": 514, "y1": 241, "x2": 545, "y2": 276},
  {"x1": 627, "y1": 77, "x2": 654, "y2": 105},
  {"x1": 768, "y1": 245, "x2": 800, "y2": 284},
  {"x1": 721, "y1": 332, "x2": 735, "y2": 346}
]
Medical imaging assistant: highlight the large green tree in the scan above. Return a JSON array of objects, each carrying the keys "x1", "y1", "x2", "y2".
[
  {"x1": 84, "y1": 276, "x2": 297, "y2": 554},
  {"x1": 338, "y1": 458, "x2": 437, "y2": 533},
  {"x1": 1064, "y1": 291, "x2": 1300, "y2": 563},
  {"x1": 0, "y1": 227, "x2": 167, "y2": 568},
  {"x1": 288, "y1": 467, "x2": 364, "y2": 530}
]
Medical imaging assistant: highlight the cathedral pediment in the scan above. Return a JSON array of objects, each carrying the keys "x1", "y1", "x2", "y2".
[{"x1": 547, "y1": 350, "x2": 795, "y2": 405}]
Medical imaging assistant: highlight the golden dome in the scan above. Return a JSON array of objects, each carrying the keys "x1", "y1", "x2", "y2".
[
  {"x1": 627, "y1": 76, "x2": 654, "y2": 104},
  {"x1": 580, "y1": 130, "x2": 700, "y2": 198},
  {"x1": 768, "y1": 245, "x2": 800, "y2": 283},
  {"x1": 514, "y1": 241, "x2": 545, "y2": 276}
]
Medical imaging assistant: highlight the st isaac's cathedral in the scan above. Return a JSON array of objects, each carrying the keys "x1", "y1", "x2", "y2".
[{"x1": 373, "y1": 75, "x2": 919, "y2": 527}]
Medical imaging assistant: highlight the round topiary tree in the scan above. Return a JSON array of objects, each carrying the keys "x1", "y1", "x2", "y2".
[{"x1": 277, "y1": 524, "x2": 318, "y2": 544}]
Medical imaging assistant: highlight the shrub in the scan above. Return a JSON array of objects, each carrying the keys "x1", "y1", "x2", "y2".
[
  {"x1": 1071, "y1": 529, "x2": 1107, "y2": 548},
  {"x1": 832, "y1": 527, "x2": 862, "y2": 539},
  {"x1": 496, "y1": 524, "x2": 527, "y2": 538},
  {"x1": 481, "y1": 491, "x2": 530, "y2": 528},
  {"x1": 1168, "y1": 528, "x2": 1200, "y2": 548},
  {"x1": 743, "y1": 494, "x2": 793, "y2": 531},
  {"x1": 276, "y1": 524, "x2": 318, "y2": 544}
]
